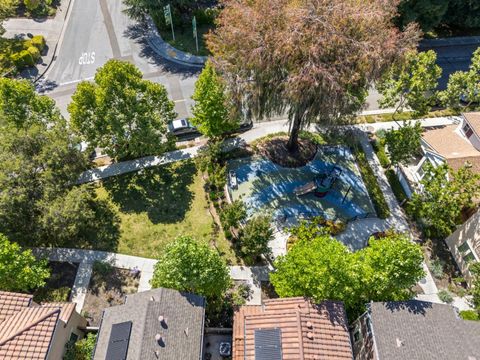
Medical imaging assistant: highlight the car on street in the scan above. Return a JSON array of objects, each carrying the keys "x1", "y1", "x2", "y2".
[{"x1": 167, "y1": 118, "x2": 200, "y2": 138}]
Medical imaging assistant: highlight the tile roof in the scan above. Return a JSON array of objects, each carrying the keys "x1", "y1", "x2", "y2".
[
  {"x1": 0, "y1": 291, "x2": 33, "y2": 322},
  {"x1": 233, "y1": 297, "x2": 353, "y2": 360},
  {"x1": 93, "y1": 287, "x2": 206, "y2": 360},
  {"x1": 463, "y1": 112, "x2": 480, "y2": 138},
  {"x1": 422, "y1": 125, "x2": 480, "y2": 160},
  {"x1": 0, "y1": 291, "x2": 77, "y2": 360},
  {"x1": 369, "y1": 300, "x2": 480, "y2": 360}
]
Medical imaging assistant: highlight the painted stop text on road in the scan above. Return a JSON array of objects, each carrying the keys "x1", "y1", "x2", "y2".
[{"x1": 79, "y1": 52, "x2": 96, "y2": 65}]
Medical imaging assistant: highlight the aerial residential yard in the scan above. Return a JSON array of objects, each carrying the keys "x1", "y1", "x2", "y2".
[{"x1": 95, "y1": 160, "x2": 238, "y2": 263}]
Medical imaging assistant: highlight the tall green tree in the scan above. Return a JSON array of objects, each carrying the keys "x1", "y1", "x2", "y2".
[
  {"x1": 378, "y1": 50, "x2": 442, "y2": 119},
  {"x1": 441, "y1": 48, "x2": 480, "y2": 110},
  {"x1": 0, "y1": 0, "x2": 17, "y2": 34},
  {"x1": 191, "y1": 61, "x2": 238, "y2": 139},
  {"x1": 270, "y1": 228, "x2": 424, "y2": 315},
  {"x1": 0, "y1": 233, "x2": 50, "y2": 292},
  {"x1": 384, "y1": 121, "x2": 423, "y2": 167},
  {"x1": 207, "y1": 0, "x2": 419, "y2": 153},
  {"x1": 470, "y1": 263, "x2": 480, "y2": 316},
  {"x1": 444, "y1": 0, "x2": 480, "y2": 30},
  {"x1": 150, "y1": 236, "x2": 231, "y2": 300},
  {"x1": 0, "y1": 78, "x2": 119, "y2": 249},
  {"x1": 411, "y1": 162, "x2": 480, "y2": 237},
  {"x1": 239, "y1": 214, "x2": 273, "y2": 263},
  {"x1": 69, "y1": 60, "x2": 176, "y2": 160},
  {"x1": 397, "y1": 0, "x2": 449, "y2": 32}
]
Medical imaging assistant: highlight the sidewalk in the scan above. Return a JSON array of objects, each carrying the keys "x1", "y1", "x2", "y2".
[{"x1": 3, "y1": 0, "x2": 74, "y2": 81}]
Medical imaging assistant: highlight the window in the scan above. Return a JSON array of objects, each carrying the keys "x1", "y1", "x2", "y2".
[
  {"x1": 463, "y1": 123, "x2": 474, "y2": 138},
  {"x1": 458, "y1": 241, "x2": 477, "y2": 264}
]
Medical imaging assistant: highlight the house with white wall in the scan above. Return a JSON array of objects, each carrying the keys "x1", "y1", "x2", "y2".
[{"x1": 397, "y1": 112, "x2": 480, "y2": 197}]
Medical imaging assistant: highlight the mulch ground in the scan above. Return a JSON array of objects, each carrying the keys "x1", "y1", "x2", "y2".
[
  {"x1": 82, "y1": 267, "x2": 139, "y2": 326},
  {"x1": 256, "y1": 136, "x2": 317, "y2": 167}
]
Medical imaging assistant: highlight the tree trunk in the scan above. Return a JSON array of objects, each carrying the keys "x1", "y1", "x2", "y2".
[{"x1": 287, "y1": 110, "x2": 303, "y2": 154}]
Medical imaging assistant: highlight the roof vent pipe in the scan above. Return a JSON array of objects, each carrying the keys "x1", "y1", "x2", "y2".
[{"x1": 307, "y1": 332, "x2": 314, "y2": 340}]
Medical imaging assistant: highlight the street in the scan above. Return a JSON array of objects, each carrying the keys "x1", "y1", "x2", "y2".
[{"x1": 42, "y1": 0, "x2": 199, "y2": 118}]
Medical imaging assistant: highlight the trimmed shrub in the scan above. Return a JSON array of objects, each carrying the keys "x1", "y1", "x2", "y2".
[
  {"x1": 10, "y1": 50, "x2": 35, "y2": 69},
  {"x1": 385, "y1": 169, "x2": 408, "y2": 204},
  {"x1": 438, "y1": 289, "x2": 453, "y2": 304},
  {"x1": 27, "y1": 46, "x2": 40, "y2": 61},
  {"x1": 459, "y1": 310, "x2": 480, "y2": 321},
  {"x1": 34, "y1": 286, "x2": 70, "y2": 303},
  {"x1": 30, "y1": 35, "x2": 46, "y2": 51}
]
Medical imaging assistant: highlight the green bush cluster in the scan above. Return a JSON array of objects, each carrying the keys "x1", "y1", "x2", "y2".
[
  {"x1": 372, "y1": 138, "x2": 391, "y2": 168},
  {"x1": 64, "y1": 333, "x2": 97, "y2": 360},
  {"x1": 193, "y1": 7, "x2": 220, "y2": 26},
  {"x1": 9, "y1": 35, "x2": 46, "y2": 71},
  {"x1": 34, "y1": 286, "x2": 70, "y2": 303},
  {"x1": 460, "y1": 310, "x2": 480, "y2": 321},
  {"x1": 429, "y1": 259, "x2": 445, "y2": 279},
  {"x1": 438, "y1": 289, "x2": 454, "y2": 304},
  {"x1": 353, "y1": 145, "x2": 390, "y2": 219}
]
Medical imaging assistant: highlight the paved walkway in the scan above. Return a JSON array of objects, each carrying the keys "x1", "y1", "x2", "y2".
[
  {"x1": 3, "y1": 0, "x2": 75, "y2": 81},
  {"x1": 33, "y1": 247, "x2": 269, "y2": 311}
]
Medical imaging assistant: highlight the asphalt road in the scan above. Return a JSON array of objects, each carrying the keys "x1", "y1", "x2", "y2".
[
  {"x1": 44, "y1": 0, "x2": 198, "y2": 119},
  {"x1": 43, "y1": 0, "x2": 480, "y2": 118}
]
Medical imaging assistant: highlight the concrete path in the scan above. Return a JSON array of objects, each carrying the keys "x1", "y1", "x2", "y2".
[{"x1": 33, "y1": 247, "x2": 269, "y2": 311}]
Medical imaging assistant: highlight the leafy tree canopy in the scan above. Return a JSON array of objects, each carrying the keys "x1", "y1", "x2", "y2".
[
  {"x1": 69, "y1": 60, "x2": 176, "y2": 160},
  {"x1": 270, "y1": 228, "x2": 424, "y2": 316},
  {"x1": 410, "y1": 162, "x2": 480, "y2": 237},
  {"x1": 0, "y1": 233, "x2": 50, "y2": 292},
  {"x1": 440, "y1": 48, "x2": 480, "y2": 110},
  {"x1": 239, "y1": 214, "x2": 273, "y2": 263},
  {"x1": 150, "y1": 236, "x2": 231, "y2": 299},
  {"x1": 0, "y1": 78, "x2": 120, "y2": 250},
  {"x1": 384, "y1": 121, "x2": 423, "y2": 167},
  {"x1": 207, "y1": 0, "x2": 419, "y2": 153},
  {"x1": 191, "y1": 61, "x2": 238, "y2": 139},
  {"x1": 378, "y1": 50, "x2": 442, "y2": 118},
  {"x1": 397, "y1": 0, "x2": 449, "y2": 32}
]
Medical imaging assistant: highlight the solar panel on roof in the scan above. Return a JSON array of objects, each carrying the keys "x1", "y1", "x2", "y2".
[
  {"x1": 254, "y1": 328, "x2": 283, "y2": 360},
  {"x1": 105, "y1": 321, "x2": 132, "y2": 360}
]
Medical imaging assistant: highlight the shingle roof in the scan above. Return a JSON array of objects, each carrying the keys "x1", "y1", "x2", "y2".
[
  {"x1": 422, "y1": 125, "x2": 480, "y2": 160},
  {"x1": 93, "y1": 287, "x2": 206, "y2": 360},
  {"x1": 0, "y1": 292, "x2": 78, "y2": 359},
  {"x1": 233, "y1": 297, "x2": 353, "y2": 360},
  {"x1": 369, "y1": 300, "x2": 480, "y2": 360}
]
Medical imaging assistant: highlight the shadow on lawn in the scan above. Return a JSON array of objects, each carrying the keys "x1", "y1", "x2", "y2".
[{"x1": 103, "y1": 160, "x2": 196, "y2": 224}]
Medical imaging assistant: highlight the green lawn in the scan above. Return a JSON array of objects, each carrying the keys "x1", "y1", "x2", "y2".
[
  {"x1": 96, "y1": 160, "x2": 238, "y2": 263},
  {"x1": 159, "y1": 24, "x2": 212, "y2": 56}
]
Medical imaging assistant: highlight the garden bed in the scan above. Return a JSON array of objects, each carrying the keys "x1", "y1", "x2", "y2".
[
  {"x1": 82, "y1": 263, "x2": 139, "y2": 326},
  {"x1": 255, "y1": 135, "x2": 318, "y2": 168},
  {"x1": 33, "y1": 261, "x2": 78, "y2": 303}
]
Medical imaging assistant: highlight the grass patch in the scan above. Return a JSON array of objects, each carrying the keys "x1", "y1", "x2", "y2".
[
  {"x1": 353, "y1": 146, "x2": 390, "y2": 219},
  {"x1": 96, "y1": 160, "x2": 238, "y2": 263},
  {"x1": 158, "y1": 23, "x2": 212, "y2": 56},
  {"x1": 371, "y1": 138, "x2": 390, "y2": 169},
  {"x1": 357, "y1": 108, "x2": 459, "y2": 124}
]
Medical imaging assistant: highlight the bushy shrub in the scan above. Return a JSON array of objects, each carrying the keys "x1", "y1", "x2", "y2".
[
  {"x1": 429, "y1": 259, "x2": 445, "y2": 279},
  {"x1": 193, "y1": 7, "x2": 220, "y2": 26},
  {"x1": 220, "y1": 200, "x2": 247, "y2": 229},
  {"x1": 34, "y1": 286, "x2": 70, "y2": 303},
  {"x1": 385, "y1": 169, "x2": 408, "y2": 204},
  {"x1": 239, "y1": 214, "x2": 273, "y2": 263},
  {"x1": 93, "y1": 261, "x2": 114, "y2": 277},
  {"x1": 459, "y1": 310, "x2": 479, "y2": 321},
  {"x1": 64, "y1": 333, "x2": 97, "y2": 360},
  {"x1": 30, "y1": 35, "x2": 46, "y2": 51},
  {"x1": 438, "y1": 289, "x2": 453, "y2": 304},
  {"x1": 11, "y1": 50, "x2": 35, "y2": 69},
  {"x1": 27, "y1": 46, "x2": 40, "y2": 61},
  {"x1": 24, "y1": 0, "x2": 41, "y2": 11}
]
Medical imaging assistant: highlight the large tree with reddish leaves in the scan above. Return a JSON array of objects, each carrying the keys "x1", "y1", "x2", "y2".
[{"x1": 207, "y1": 0, "x2": 420, "y2": 153}]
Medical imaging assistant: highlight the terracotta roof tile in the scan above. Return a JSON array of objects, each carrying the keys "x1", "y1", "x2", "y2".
[
  {"x1": 233, "y1": 297, "x2": 353, "y2": 360},
  {"x1": 0, "y1": 291, "x2": 78, "y2": 359},
  {"x1": 0, "y1": 291, "x2": 33, "y2": 322}
]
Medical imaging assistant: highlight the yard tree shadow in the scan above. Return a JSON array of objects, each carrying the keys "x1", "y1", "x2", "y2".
[{"x1": 103, "y1": 160, "x2": 196, "y2": 224}]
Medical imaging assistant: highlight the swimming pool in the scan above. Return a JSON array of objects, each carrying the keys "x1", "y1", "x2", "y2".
[{"x1": 227, "y1": 146, "x2": 375, "y2": 223}]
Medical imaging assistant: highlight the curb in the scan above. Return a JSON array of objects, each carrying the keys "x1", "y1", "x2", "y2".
[
  {"x1": 145, "y1": 17, "x2": 207, "y2": 68},
  {"x1": 420, "y1": 36, "x2": 480, "y2": 48}
]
